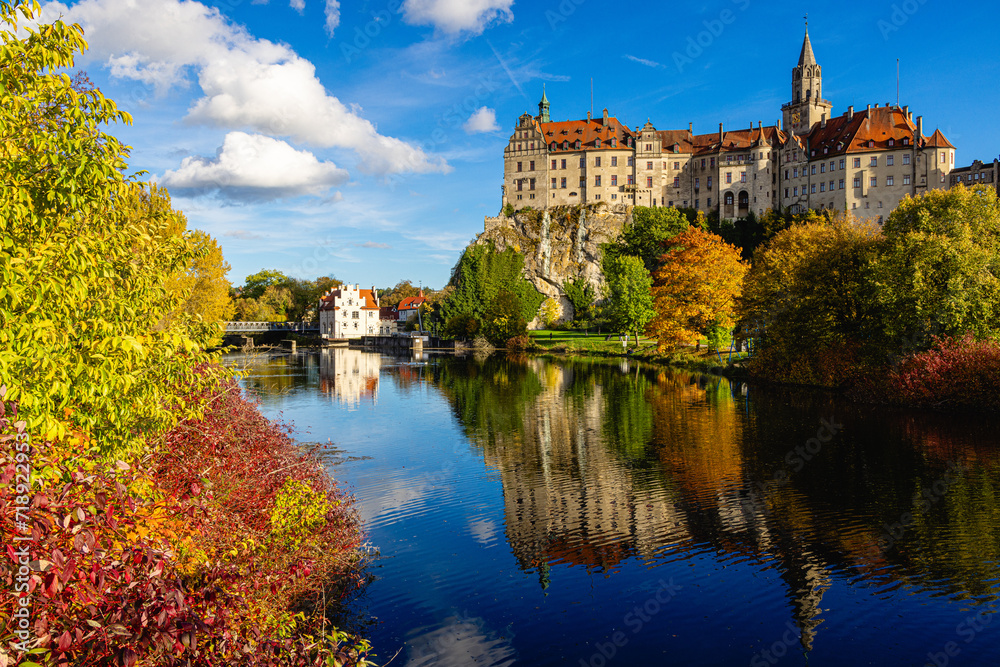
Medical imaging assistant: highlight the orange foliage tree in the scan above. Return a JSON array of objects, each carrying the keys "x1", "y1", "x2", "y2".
[{"x1": 649, "y1": 228, "x2": 749, "y2": 350}]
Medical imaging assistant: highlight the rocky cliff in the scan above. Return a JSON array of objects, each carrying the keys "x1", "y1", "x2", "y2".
[{"x1": 479, "y1": 203, "x2": 632, "y2": 325}]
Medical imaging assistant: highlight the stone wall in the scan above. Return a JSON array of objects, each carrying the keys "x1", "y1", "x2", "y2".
[{"x1": 479, "y1": 203, "x2": 631, "y2": 326}]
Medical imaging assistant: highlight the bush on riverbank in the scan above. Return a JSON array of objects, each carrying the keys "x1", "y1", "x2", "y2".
[{"x1": 881, "y1": 335, "x2": 1000, "y2": 411}]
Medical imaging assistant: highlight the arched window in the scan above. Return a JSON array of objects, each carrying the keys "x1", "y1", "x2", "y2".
[
  {"x1": 738, "y1": 191, "x2": 750, "y2": 208},
  {"x1": 724, "y1": 192, "x2": 734, "y2": 205}
]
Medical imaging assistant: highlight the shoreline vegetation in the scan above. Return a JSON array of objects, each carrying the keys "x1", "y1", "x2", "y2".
[{"x1": 1, "y1": 5, "x2": 373, "y2": 665}]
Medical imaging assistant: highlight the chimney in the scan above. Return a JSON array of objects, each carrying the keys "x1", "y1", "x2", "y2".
[
  {"x1": 902, "y1": 104, "x2": 909, "y2": 116},
  {"x1": 917, "y1": 115, "x2": 923, "y2": 138},
  {"x1": 689, "y1": 122, "x2": 693, "y2": 133},
  {"x1": 867, "y1": 104, "x2": 871, "y2": 114},
  {"x1": 719, "y1": 122, "x2": 724, "y2": 143},
  {"x1": 874, "y1": 103, "x2": 880, "y2": 108},
  {"x1": 587, "y1": 111, "x2": 592, "y2": 120},
  {"x1": 847, "y1": 105, "x2": 854, "y2": 120},
  {"x1": 821, "y1": 113, "x2": 827, "y2": 129},
  {"x1": 603, "y1": 108, "x2": 609, "y2": 126},
  {"x1": 778, "y1": 118, "x2": 783, "y2": 131}
]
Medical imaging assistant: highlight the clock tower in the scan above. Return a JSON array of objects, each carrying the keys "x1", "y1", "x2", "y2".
[{"x1": 782, "y1": 26, "x2": 832, "y2": 136}]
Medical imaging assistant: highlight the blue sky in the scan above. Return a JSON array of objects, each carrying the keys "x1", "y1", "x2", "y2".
[{"x1": 41, "y1": 0, "x2": 1000, "y2": 289}]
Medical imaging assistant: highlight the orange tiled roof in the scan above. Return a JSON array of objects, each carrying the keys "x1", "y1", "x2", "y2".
[
  {"x1": 319, "y1": 287, "x2": 379, "y2": 311},
  {"x1": 398, "y1": 295, "x2": 427, "y2": 310},
  {"x1": 541, "y1": 116, "x2": 634, "y2": 152},
  {"x1": 802, "y1": 105, "x2": 951, "y2": 157}
]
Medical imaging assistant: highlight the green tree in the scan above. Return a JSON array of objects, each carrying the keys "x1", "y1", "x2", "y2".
[
  {"x1": 872, "y1": 185, "x2": 1000, "y2": 351},
  {"x1": 602, "y1": 254, "x2": 655, "y2": 347},
  {"x1": 563, "y1": 277, "x2": 596, "y2": 326},
  {"x1": 240, "y1": 269, "x2": 288, "y2": 301},
  {"x1": 481, "y1": 290, "x2": 528, "y2": 344},
  {"x1": 440, "y1": 243, "x2": 544, "y2": 334},
  {"x1": 0, "y1": 2, "x2": 219, "y2": 451},
  {"x1": 604, "y1": 206, "x2": 691, "y2": 273}
]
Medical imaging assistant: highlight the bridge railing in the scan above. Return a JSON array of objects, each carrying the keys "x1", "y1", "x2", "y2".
[{"x1": 224, "y1": 321, "x2": 320, "y2": 333}]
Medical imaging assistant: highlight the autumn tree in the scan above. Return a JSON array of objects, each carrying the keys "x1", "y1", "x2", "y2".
[
  {"x1": 871, "y1": 185, "x2": 1000, "y2": 352},
  {"x1": 649, "y1": 227, "x2": 749, "y2": 350},
  {"x1": 602, "y1": 254, "x2": 655, "y2": 347}
]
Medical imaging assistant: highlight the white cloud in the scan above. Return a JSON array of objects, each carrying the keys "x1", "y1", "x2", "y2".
[
  {"x1": 160, "y1": 132, "x2": 349, "y2": 201},
  {"x1": 401, "y1": 0, "x2": 513, "y2": 35},
  {"x1": 463, "y1": 106, "x2": 499, "y2": 134},
  {"x1": 41, "y1": 0, "x2": 448, "y2": 176},
  {"x1": 324, "y1": 0, "x2": 340, "y2": 36},
  {"x1": 358, "y1": 241, "x2": 391, "y2": 249},
  {"x1": 624, "y1": 54, "x2": 663, "y2": 68},
  {"x1": 289, "y1": 0, "x2": 305, "y2": 12}
]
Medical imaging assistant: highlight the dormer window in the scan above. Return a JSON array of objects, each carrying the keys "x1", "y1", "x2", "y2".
[
  {"x1": 868, "y1": 140, "x2": 875, "y2": 148},
  {"x1": 903, "y1": 138, "x2": 910, "y2": 146},
  {"x1": 563, "y1": 141, "x2": 569, "y2": 150},
  {"x1": 575, "y1": 140, "x2": 581, "y2": 149},
  {"x1": 610, "y1": 138, "x2": 617, "y2": 148},
  {"x1": 888, "y1": 139, "x2": 895, "y2": 146},
  {"x1": 595, "y1": 138, "x2": 602, "y2": 148}
]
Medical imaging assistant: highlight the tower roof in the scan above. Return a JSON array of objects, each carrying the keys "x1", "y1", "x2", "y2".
[
  {"x1": 540, "y1": 84, "x2": 549, "y2": 106},
  {"x1": 798, "y1": 28, "x2": 817, "y2": 67}
]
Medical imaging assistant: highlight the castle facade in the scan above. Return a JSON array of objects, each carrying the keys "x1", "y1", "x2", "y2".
[{"x1": 502, "y1": 28, "x2": 955, "y2": 223}]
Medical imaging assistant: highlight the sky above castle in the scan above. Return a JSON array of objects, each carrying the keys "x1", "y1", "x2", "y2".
[{"x1": 39, "y1": 0, "x2": 1000, "y2": 289}]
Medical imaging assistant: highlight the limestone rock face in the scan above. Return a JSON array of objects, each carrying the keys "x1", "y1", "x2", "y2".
[{"x1": 480, "y1": 203, "x2": 631, "y2": 326}]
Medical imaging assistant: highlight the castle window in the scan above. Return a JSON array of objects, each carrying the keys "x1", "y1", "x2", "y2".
[
  {"x1": 887, "y1": 156, "x2": 894, "y2": 166},
  {"x1": 707, "y1": 198, "x2": 712, "y2": 207},
  {"x1": 870, "y1": 176, "x2": 878, "y2": 187},
  {"x1": 611, "y1": 175, "x2": 617, "y2": 186},
  {"x1": 839, "y1": 159, "x2": 845, "y2": 169},
  {"x1": 695, "y1": 178, "x2": 700, "y2": 190},
  {"x1": 940, "y1": 152, "x2": 946, "y2": 164},
  {"x1": 646, "y1": 144, "x2": 652, "y2": 151},
  {"x1": 726, "y1": 172, "x2": 732, "y2": 184},
  {"x1": 595, "y1": 175, "x2": 601, "y2": 186},
  {"x1": 673, "y1": 177, "x2": 680, "y2": 187},
  {"x1": 820, "y1": 164, "x2": 825, "y2": 174},
  {"x1": 529, "y1": 160, "x2": 535, "y2": 171},
  {"x1": 647, "y1": 161, "x2": 653, "y2": 170},
  {"x1": 839, "y1": 179, "x2": 845, "y2": 189},
  {"x1": 811, "y1": 165, "x2": 817, "y2": 175},
  {"x1": 628, "y1": 175, "x2": 634, "y2": 185},
  {"x1": 785, "y1": 188, "x2": 789, "y2": 198},
  {"x1": 830, "y1": 161, "x2": 835, "y2": 171},
  {"x1": 551, "y1": 177, "x2": 557, "y2": 188},
  {"x1": 530, "y1": 178, "x2": 535, "y2": 190},
  {"x1": 785, "y1": 169, "x2": 789, "y2": 179},
  {"x1": 710, "y1": 158, "x2": 715, "y2": 167},
  {"x1": 853, "y1": 177, "x2": 861, "y2": 188},
  {"x1": 793, "y1": 187, "x2": 798, "y2": 196},
  {"x1": 580, "y1": 178, "x2": 585, "y2": 187},
  {"x1": 561, "y1": 159, "x2": 567, "y2": 169},
  {"x1": 675, "y1": 162, "x2": 681, "y2": 170},
  {"x1": 611, "y1": 156, "x2": 618, "y2": 167},
  {"x1": 707, "y1": 176, "x2": 713, "y2": 189},
  {"x1": 725, "y1": 192, "x2": 734, "y2": 205},
  {"x1": 646, "y1": 176, "x2": 653, "y2": 187},
  {"x1": 854, "y1": 158, "x2": 861, "y2": 168},
  {"x1": 903, "y1": 154, "x2": 910, "y2": 165},
  {"x1": 819, "y1": 183, "x2": 825, "y2": 192},
  {"x1": 516, "y1": 162, "x2": 522, "y2": 172},
  {"x1": 579, "y1": 158, "x2": 585, "y2": 168},
  {"x1": 903, "y1": 174, "x2": 911, "y2": 185},
  {"x1": 811, "y1": 184, "x2": 817, "y2": 194},
  {"x1": 741, "y1": 172, "x2": 747, "y2": 183},
  {"x1": 628, "y1": 157, "x2": 634, "y2": 167},
  {"x1": 551, "y1": 159, "x2": 557, "y2": 169},
  {"x1": 887, "y1": 176, "x2": 894, "y2": 186},
  {"x1": 561, "y1": 177, "x2": 567, "y2": 188},
  {"x1": 595, "y1": 156, "x2": 601, "y2": 167},
  {"x1": 870, "y1": 156, "x2": 878, "y2": 167}
]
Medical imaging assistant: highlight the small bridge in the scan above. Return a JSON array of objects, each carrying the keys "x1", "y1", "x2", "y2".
[{"x1": 224, "y1": 321, "x2": 320, "y2": 334}]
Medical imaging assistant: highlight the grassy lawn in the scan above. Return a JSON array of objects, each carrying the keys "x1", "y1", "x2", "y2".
[
  {"x1": 528, "y1": 329, "x2": 658, "y2": 355},
  {"x1": 527, "y1": 329, "x2": 751, "y2": 373}
]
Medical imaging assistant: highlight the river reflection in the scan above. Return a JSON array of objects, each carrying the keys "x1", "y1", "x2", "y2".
[{"x1": 237, "y1": 350, "x2": 1000, "y2": 666}]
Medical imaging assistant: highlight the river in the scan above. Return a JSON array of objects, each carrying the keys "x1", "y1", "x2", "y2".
[{"x1": 230, "y1": 348, "x2": 1000, "y2": 666}]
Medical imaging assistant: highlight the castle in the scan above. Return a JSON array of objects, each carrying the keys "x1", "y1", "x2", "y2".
[{"x1": 501, "y1": 27, "x2": 955, "y2": 223}]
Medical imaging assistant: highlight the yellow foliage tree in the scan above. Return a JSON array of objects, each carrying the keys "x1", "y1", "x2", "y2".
[{"x1": 649, "y1": 227, "x2": 749, "y2": 350}]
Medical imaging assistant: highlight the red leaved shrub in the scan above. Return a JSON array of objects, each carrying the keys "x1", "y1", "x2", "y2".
[
  {"x1": 887, "y1": 334, "x2": 1000, "y2": 410},
  {"x1": 1, "y1": 378, "x2": 373, "y2": 666}
]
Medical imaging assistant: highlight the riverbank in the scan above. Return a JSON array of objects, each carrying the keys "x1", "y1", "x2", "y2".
[{"x1": 527, "y1": 329, "x2": 748, "y2": 376}]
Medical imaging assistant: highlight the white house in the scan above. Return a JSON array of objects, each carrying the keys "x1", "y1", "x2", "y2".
[{"x1": 318, "y1": 284, "x2": 382, "y2": 339}]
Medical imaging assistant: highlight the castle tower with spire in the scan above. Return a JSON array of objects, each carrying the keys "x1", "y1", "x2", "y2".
[
  {"x1": 782, "y1": 24, "x2": 833, "y2": 135},
  {"x1": 537, "y1": 85, "x2": 551, "y2": 123}
]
